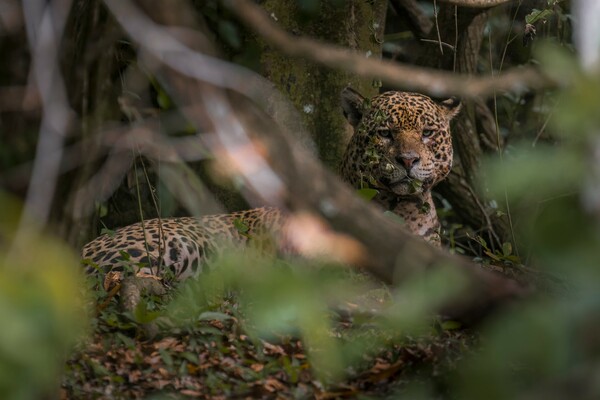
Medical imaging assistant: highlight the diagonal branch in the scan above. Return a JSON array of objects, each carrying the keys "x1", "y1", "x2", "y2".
[
  {"x1": 223, "y1": 0, "x2": 554, "y2": 99},
  {"x1": 18, "y1": 0, "x2": 74, "y2": 227},
  {"x1": 103, "y1": 0, "x2": 528, "y2": 323},
  {"x1": 437, "y1": 0, "x2": 512, "y2": 8}
]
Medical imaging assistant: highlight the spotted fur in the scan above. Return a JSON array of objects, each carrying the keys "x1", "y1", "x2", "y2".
[
  {"x1": 82, "y1": 89, "x2": 460, "y2": 280},
  {"x1": 340, "y1": 88, "x2": 460, "y2": 245},
  {"x1": 82, "y1": 207, "x2": 284, "y2": 281}
]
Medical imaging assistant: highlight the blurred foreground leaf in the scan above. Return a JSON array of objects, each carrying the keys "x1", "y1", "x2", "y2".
[
  {"x1": 469, "y1": 50, "x2": 600, "y2": 400},
  {"x1": 167, "y1": 248, "x2": 467, "y2": 384},
  {"x1": 0, "y1": 193, "x2": 89, "y2": 399}
]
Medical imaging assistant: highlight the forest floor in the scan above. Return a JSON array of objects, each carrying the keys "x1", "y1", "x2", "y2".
[{"x1": 61, "y1": 266, "x2": 478, "y2": 399}]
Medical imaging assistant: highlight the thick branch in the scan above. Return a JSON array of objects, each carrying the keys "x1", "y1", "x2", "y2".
[
  {"x1": 158, "y1": 69, "x2": 527, "y2": 322},
  {"x1": 223, "y1": 0, "x2": 554, "y2": 99},
  {"x1": 437, "y1": 0, "x2": 511, "y2": 7}
]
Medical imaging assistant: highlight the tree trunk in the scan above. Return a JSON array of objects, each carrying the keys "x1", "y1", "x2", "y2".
[{"x1": 256, "y1": 0, "x2": 387, "y2": 169}]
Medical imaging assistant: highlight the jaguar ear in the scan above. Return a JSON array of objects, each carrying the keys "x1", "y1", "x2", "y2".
[
  {"x1": 439, "y1": 97, "x2": 462, "y2": 120},
  {"x1": 341, "y1": 87, "x2": 366, "y2": 127}
]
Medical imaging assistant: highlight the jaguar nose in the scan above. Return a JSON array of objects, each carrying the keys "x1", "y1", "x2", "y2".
[{"x1": 397, "y1": 154, "x2": 420, "y2": 170}]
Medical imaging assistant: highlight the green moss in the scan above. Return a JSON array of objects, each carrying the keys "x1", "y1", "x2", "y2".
[{"x1": 257, "y1": 0, "x2": 386, "y2": 169}]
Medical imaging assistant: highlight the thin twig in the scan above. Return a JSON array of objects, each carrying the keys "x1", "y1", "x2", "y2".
[
  {"x1": 464, "y1": 178, "x2": 501, "y2": 248},
  {"x1": 532, "y1": 99, "x2": 559, "y2": 147},
  {"x1": 489, "y1": 29, "x2": 519, "y2": 256},
  {"x1": 498, "y1": 0, "x2": 522, "y2": 73},
  {"x1": 433, "y1": 0, "x2": 444, "y2": 55},
  {"x1": 453, "y1": 5, "x2": 458, "y2": 72},
  {"x1": 420, "y1": 38, "x2": 455, "y2": 51}
]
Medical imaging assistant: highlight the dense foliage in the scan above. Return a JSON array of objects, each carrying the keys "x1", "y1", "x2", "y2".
[{"x1": 3, "y1": 0, "x2": 600, "y2": 399}]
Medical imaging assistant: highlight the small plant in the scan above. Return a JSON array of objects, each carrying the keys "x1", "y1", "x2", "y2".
[{"x1": 469, "y1": 234, "x2": 520, "y2": 265}]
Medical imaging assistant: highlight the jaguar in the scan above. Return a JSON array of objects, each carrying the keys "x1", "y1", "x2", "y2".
[
  {"x1": 82, "y1": 88, "x2": 460, "y2": 281},
  {"x1": 339, "y1": 88, "x2": 460, "y2": 245}
]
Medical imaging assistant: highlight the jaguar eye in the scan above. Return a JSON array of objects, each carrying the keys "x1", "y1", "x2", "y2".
[
  {"x1": 422, "y1": 129, "x2": 435, "y2": 138},
  {"x1": 377, "y1": 128, "x2": 392, "y2": 138}
]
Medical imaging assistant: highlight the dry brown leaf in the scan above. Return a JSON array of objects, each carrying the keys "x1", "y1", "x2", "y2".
[
  {"x1": 366, "y1": 360, "x2": 404, "y2": 383},
  {"x1": 316, "y1": 388, "x2": 359, "y2": 400},
  {"x1": 186, "y1": 364, "x2": 201, "y2": 375},
  {"x1": 154, "y1": 337, "x2": 178, "y2": 349},
  {"x1": 370, "y1": 358, "x2": 390, "y2": 373},
  {"x1": 180, "y1": 389, "x2": 203, "y2": 397},
  {"x1": 263, "y1": 378, "x2": 285, "y2": 392},
  {"x1": 210, "y1": 320, "x2": 225, "y2": 330},
  {"x1": 128, "y1": 370, "x2": 142, "y2": 383},
  {"x1": 250, "y1": 363, "x2": 264, "y2": 372},
  {"x1": 221, "y1": 357, "x2": 236, "y2": 368},
  {"x1": 262, "y1": 341, "x2": 285, "y2": 355},
  {"x1": 148, "y1": 355, "x2": 162, "y2": 365},
  {"x1": 148, "y1": 379, "x2": 171, "y2": 390}
]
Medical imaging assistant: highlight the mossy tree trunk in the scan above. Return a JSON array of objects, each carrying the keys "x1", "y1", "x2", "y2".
[{"x1": 256, "y1": 0, "x2": 387, "y2": 170}]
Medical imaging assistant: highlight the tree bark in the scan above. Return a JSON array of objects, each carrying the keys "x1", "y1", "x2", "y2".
[{"x1": 255, "y1": 0, "x2": 387, "y2": 169}]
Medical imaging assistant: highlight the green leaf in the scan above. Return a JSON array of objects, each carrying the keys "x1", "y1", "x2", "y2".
[
  {"x1": 88, "y1": 359, "x2": 111, "y2": 377},
  {"x1": 419, "y1": 201, "x2": 431, "y2": 215},
  {"x1": 484, "y1": 250, "x2": 502, "y2": 262},
  {"x1": 157, "y1": 90, "x2": 172, "y2": 110},
  {"x1": 502, "y1": 242, "x2": 513, "y2": 257},
  {"x1": 525, "y1": 8, "x2": 554, "y2": 24},
  {"x1": 484, "y1": 146, "x2": 583, "y2": 202},
  {"x1": 134, "y1": 301, "x2": 161, "y2": 324},
  {"x1": 118, "y1": 250, "x2": 131, "y2": 261},
  {"x1": 408, "y1": 179, "x2": 423, "y2": 194},
  {"x1": 100, "y1": 227, "x2": 115, "y2": 237},
  {"x1": 115, "y1": 332, "x2": 136, "y2": 349},
  {"x1": 441, "y1": 320, "x2": 462, "y2": 330},
  {"x1": 198, "y1": 311, "x2": 234, "y2": 322},
  {"x1": 362, "y1": 98, "x2": 372, "y2": 111},
  {"x1": 356, "y1": 188, "x2": 379, "y2": 201},
  {"x1": 534, "y1": 42, "x2": 580, "y2": 86},
  {"x1": 218, "y1": 21, "x2": 241, "y2": 49},
  {"x1": 476, "y1": 235, "x2": 489, "y2": 251},
  {"x1": 96, "y1": 202, "x2": 108, "y2": 218},
  {"x1": 181, "y1": 352, "x2": 199, "y2": 364},
  {"x1": 158, "y1": 348, "x2": 174, "y2": 368},
  {"x1": 383, "y1": 211, "x2": 405, "y2": 224},
  {"x1": 197, "y1": 326, "x2": 224, "y2": 335},
  {"x1": 233, "y1": 218, "x2": 250, "y2": 234}
]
